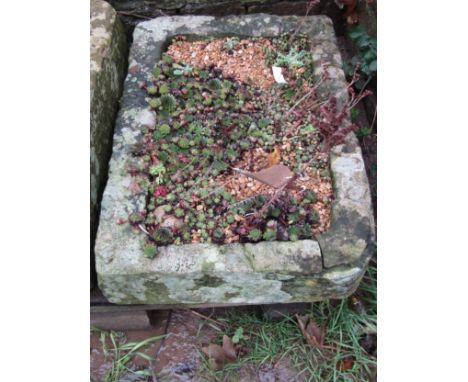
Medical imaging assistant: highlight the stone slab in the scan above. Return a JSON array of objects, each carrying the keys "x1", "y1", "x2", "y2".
[
  {"x1": 91, "y1": 310, "x2": 152, "y2": 330},
  {"x1": 95, "y1": 14, "x2": 375, "y2": 305},
  {"x1": 90, "y1": 0, "x2": 127, "y2": 285}
]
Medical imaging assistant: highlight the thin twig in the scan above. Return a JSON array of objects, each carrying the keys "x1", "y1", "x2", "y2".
[
  {"x1": 288, "y1": 0, "x2": 321, "y2": 45},
  {"x1": 369, "y1": 105, "x2": 377, "y2": 133},
  {"x1": 255, "y1": 179, "x2": 292, "y2": 218},
  {"x1": 137, "y1": 224, "x2": 151, "y2": 236},
  {"x1": 285, "y1": 75, "x2": 326, "y2": 118},
  {"x1": 190, "y1": 310, "x2": 228, "y2": 328}
]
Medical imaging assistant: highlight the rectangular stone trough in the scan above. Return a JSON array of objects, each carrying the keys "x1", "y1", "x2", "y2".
[{"x1": 95, "y1": 14, "x2": 375, "y2": 305}]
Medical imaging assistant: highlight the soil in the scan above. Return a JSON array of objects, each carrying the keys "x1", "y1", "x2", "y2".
[{"x1": 90, "y1": 308, "x2": 304, "y2": 382}]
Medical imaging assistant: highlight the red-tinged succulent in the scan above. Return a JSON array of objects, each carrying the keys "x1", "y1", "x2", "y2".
[
  {"x1": 154, "y1": 186, "x2": 168, "y2": 197},
  {"x1": 178, "y1": 153, "x2": 190, "y2": 163}
]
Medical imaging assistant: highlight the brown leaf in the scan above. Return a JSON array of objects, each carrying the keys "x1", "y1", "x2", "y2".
[
  {"x1": 306, "y1": 319, "x2": 324, "y2": 345},
  {"x1": 342, "y1": 0, "x2": 359, "y2": 24},
  {"x1": 336, "y1": 356, "x2": 354, "y2": 371},
  {"x1": 233, "y1": 164, "x2": 294, "y2": 189},
  {"x1": 201, "y1": 344, "x2": 227, "y2": 370},
  {"x1": 296, "y1": 314, "x2": 325, "y2": 348},
  {"x1": 346, "y1": 12, "x2": 359, "y2": 24},
  {"x1": 201, "y1": 336, "x2": 240, "y2": 370},
  {"x1": 222, "y1": 335, "x2": 237, "y2": 361},
  {"x1": 268, "y1": 145, "x2": 281, "y2": 166}
]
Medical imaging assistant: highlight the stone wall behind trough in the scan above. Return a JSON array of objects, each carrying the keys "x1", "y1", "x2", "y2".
[
  {"x1": 91, "y1": 0, "x2": 127, "y2": 287},
  {"x1": 108, "y1": 0, "x2": 344, "y2": 42}
]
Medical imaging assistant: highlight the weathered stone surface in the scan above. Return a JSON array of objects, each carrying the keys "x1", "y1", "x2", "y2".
[
  {"x1": 90, "y1": 0, "x2": 127, "y2": 283},
  {"x1": 249, "y1": 1, "x2": 311, "y2": 15},
  {"x1": 109, "y1": 1, "x2": 344, "y2": 41},
  {"x1": 317, "y1": 138, "x2": 375, "y2": 268},
  {"x1": 95, "y1": 14, "x2": 374, "y2": 305},
  {"x1": 91, "y1": 310, "x2": 152, "y2": 330},
  {"x1": 184, "y1": 1, "x2": 245, "y2": 15}
]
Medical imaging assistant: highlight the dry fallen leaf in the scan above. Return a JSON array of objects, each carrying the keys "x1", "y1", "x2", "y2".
[
  {"x1": 342, "y1": 0, "x2": 359, "y2": 24},
  {"x1": 296, "y1": 314, "x2": 325, "y2": 348},
  {"x1": 336, "y1": 356, "x2": 355, "y2": 371},
  {"x1": 268, "y1": 145, "x2": 281, "y2": 166},
  {"x1": 222, "y1": 335, "x2": 237, "y2": 361},
  {"x1": 201, "y1": 335, "x2": 242, "y2": 370},
  {"x1": 202, "y1": 343, "x2": 226, "y2": 370},
  {"x1": 233, "y1": 164, "x2": 294, "y2": 189}
]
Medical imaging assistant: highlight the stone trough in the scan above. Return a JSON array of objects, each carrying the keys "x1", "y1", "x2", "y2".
[{"x1": 95, "y1": 14, "x2": 375, "y2": 305}]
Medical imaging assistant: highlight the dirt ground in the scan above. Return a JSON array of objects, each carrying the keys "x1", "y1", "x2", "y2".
[{"x1": 90, "y1": 308, "x2": 303, "y2": 382}]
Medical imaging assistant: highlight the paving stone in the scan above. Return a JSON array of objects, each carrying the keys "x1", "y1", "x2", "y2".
[{"x1": 91, "y1": 310, "x2": 152, "y2": 330}]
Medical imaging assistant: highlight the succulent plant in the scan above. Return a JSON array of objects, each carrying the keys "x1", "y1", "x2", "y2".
[
  {"x1": 247, "y1": 228, "x2": 262, "y2": 242},
  {"x1": 222, "y1": 37, "x2": 239, "y2": 51},
  {"x1": 162, "y1": 54, "x2": 173, "y2": 65},
  {"x1": 222, "y1": 79, "x2": 232, "y2": 90},
  {"x1": 222, "y1": 191, "x2": 233, "y2": 201},
  {"x1": 226, "y1": 214, "x2": 236, "y2": 224},
  {"x1": 178, "y1": 137, "x2": 190, "y2": 149},
  {"x1": 274, "y1": 48, "x2": 306, "y2": 68},
  {"x1": 143, "y1": 244, "x2": 158, "y2": 259},
  {"x1": 152, "y1": 67, "x2": 161, "y2": 78},
  {"x1": 158, "y1": 123, "x2": 171, "y2": 136},
  {"x1": 182, "y1": 230, "x2": 192, "y2": 242},
  {"x1": 212, "y1": 228, "x2": 225, "y2": 243},
  {"x1": 203, "y1": 97, "x2": 213, "y2": 106},
  {"x1": 175, "y1": 208, "x2": 184, "y2": 218},
  {"x1": 152, "y1": 227, "x2": 174, "y2": 245},
  {"x1": 267, "y1": 206, "x2": 281, "y2": 218},
  {"x1": 128, "y1": 212, "x2": 144, "y2": 224},
  {"x1": 208, "y1": 79, "x2": 222, "y2": 91},
  {"x1": 306, "y1": 210, "x2": 320, "y2": 224},
  {"x1": 253, "y1": 195, "x2": 266, "y2": 209},
  {"x1": 287, "y1": 225, "x2": 302, "y2": 241},
  {"x1": 147, "y1": 85, "x2": 158, "y2": 95},
  {"x1": 287, "y1": 211, "x2": 300, "y2": 224},
  {"x1": 320, "y1": 169, "x2": 331, "y2": 178},
  {"x1": 149, "y1": 163, "x2": 166, "y2": 177},
  {"x1": 149, "y1": 98, "x2": 161, "y2": 109},
  {"x1": 160, "y1": 94, "x2": 177, "y2": 112},
  {"x1": 159, "y1": 84, "x2": 170, "y2": 94},
  {"x1": 263, "y1": 228, "x2": 277, "y2": 241},
  {"x1": 303, "y1": 190, "x2": 317, "y2": 204},
  {"x1": 258, "y1": 118, "x2": 270, "y2": 129},
  {"x1": 301, "y1": 223, "x2": 313, "y2": 238}
]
